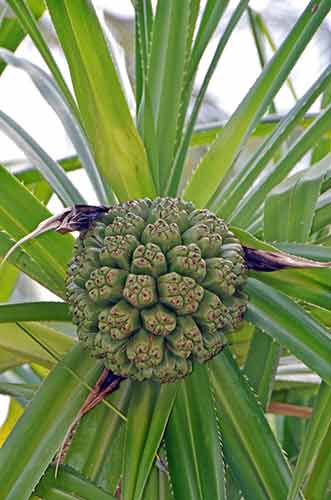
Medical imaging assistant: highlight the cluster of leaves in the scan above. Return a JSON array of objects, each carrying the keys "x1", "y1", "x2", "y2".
[{"x1": 0, "y1": 1, "x2": 330, "y2": 499}]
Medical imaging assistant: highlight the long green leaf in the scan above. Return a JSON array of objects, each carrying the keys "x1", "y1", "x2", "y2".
[
  {"x1": 6, "y1": 0, "x2": 78, "y2": 115},
  {"x1": 246, "y1": 278, "x2": 331, "y2": 384},
  {"x1": 0, "y1": 164, "x2": 74, "y2": 294},
  {"x1": 0, "y1": 302, "x2": 70, "y2": 323},
  {"x1": 122, "y1": 381, "x2": 177, "y2": 500},
  {"x1": 146, "y1": 0, "x2": 191, "y2": 193},
  {"x1": 166, "y1": 364, "x2": 226, "y2": 500},
  {"x1": 46, "y1": 0, "x2": 155, "y2": 201},
  {"x1": 0, "y1": 382, "x2": 36, "y2": 400},
  {"x1": 0, "y1": 109, "x2": 85, "y2": 206},
  {"x1": 244, "y1": 329, "x2": 280, "y2": 408},
  {"x1": 247, "y1": 6, "x2": 277, "y2": 114},
  {"x1": 0, "y1": 0, "x2": 44, "y2": 75},
  {"x1": 231, "y1": 103, "x2": 331, "y2": 227},
  {"x1": 288, "y1": 382, "x2": 331, "y2": 499},
  {"x1": 212, "y1": 66, "x2": 330, "y2": 218},
  {"x1": 243, "y1": 180, "x2": 283, "y2": 410},
  {"x1": 143, "y1": 467, "x2": 160, "y2": 500},
  {"x1": 0, "y1": 48, "x2": 108, "y2": 204},
  {"x1": 165, "y1": 0, "x2": 227, "y2": 195},
  {"x1": 312, "y1": 192, "x2": 331, "y2": 234},
  {"x1": 0, "y1": 344, "x2": 102, "y2": 500},
  {"x1": 0, "y1": 321, "x2": 74, "y2": 368},
  {"x1": 167, "y1": 0, "x2": 249, "y2": 196},
  {"x1": 0, "y1": 348, "x2": 25, "y2": 373},
  {"x1": 11, "y1": 155, "x2": 81, "y2": 184},
  {"x1": 274, "y1": 242, "x2": 331, "y2": 262},
  {"x1": 244, "y1": 134, "x2": 328, "y2": 402},
  {"x1": 183, "y1": 0, "x2": 331, "y2": 207},
  {"x1": 0, "y1": 230, "x2": 61, "y2": 296},
  {"x1": 0, "y1": 257, "x2": 19, "y2": 301},
  {"x1": 210, "y1": 349, "x2": 292, "y2": 499},
  {"x1": 304, "y1": 423, "x2": 331, "y2": 499},
  {"x1": 311, "y1": 74, "x2": 331, "y2": 165},
  {"x1": 134, "y1": 0, "x2": 153, "y2": 108},
  {"x1": 35, "y1": 465, "x2": 115, "y2": 500},
  {"x1": 254, "y1": 9, "x2": 298, "y2": 102},
  {"x1": 252, "y1": 267, "x2": 331, "y2": 311},
  {"x1": 65, "y1": 381, "x2": 131, "y2": 491},
  {"x1": 189, "y1": 0, "x2": 229, "y2": 83},
  {"x1": 191, "y1": 113, "x2": 320, "y2": 147},
  {"x1": 264, "y1": 155, "x2": 331, "y2": 241}
]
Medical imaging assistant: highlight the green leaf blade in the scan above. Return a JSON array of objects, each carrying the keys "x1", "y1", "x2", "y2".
[
  {"x1": 246, "y1": 278, "x2": 331, "y2": 385},
  {"x1": 210, "y1": 349, "x2": 292, "y2": 499},
  {"x1": 0, "y1": 345, "x2": 103, "y2": 500},
  {"x1": 183, "y1": 0, "x2": 331, "y2": 208},
  {"x1": 166, "y1": 364, "x2": 226, "y2": 500},
  {"x1": 122, "y1": 381, "x2": 177, "y2": 500},
  {"x1": 46, "y1": 0, "x2": 155, "y2": 201}
]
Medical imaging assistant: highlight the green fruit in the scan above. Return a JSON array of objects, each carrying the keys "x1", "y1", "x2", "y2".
[{"x1": 66, "y1": 197, "x2": 248, "y2": 383}]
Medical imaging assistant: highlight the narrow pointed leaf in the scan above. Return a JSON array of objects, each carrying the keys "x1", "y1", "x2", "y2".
[
  {"x1": 122, "y1": 381, "x2": 177, "y2": 500},
  {"x1": 246, "y1": 278, "x2": 331, "y2": 384},
  {"x1": 311, "y1": 191, "x2": 331, "y2": 234},
  {"x1": 244, "y1": 329, "x2": 281, "y2": 408},
  {"x1": 35, "y1": 466, "x2": 115, "y2": 500},
  {"x1": 0, "y1": 49, "x2": 108, "y2": 204},
  {"x1": 167, "y1": 0, "x2": 249, "y2": 196},
  {"x1": 252, "y1": 266, "x2": 331, "y2": 311},
  {"x1": 214, "y1": 66, "x2": 330, "y2": 218},
  {"x1": 46, "y1": 0, "x2": 155, "y2": 201},
  {"x1": 0, "y1": 322, "x2": 74, "y2": 367},
  {"x1": 274, "y1": 243, "x2": 331, "y2": 262},
  {"x1": 189, "y1": 0, "x2": 229, "y2": 82},
  {"x1": 255, "y1": 10, "x2": 298, "y2": 102},
  {"x1": 0, "y1": 0, "x2": 44, "y2": 75},
  {"x1": 166, "y1": 364, "x2": 226, "y2": 500},
  {"x1": 0, "y1": 344, "x2": 103, "y2": 500},
  {"x1": 0, "y1": 165, "x2": 74, "y2": 294},
  {"x1": 247, "y1": 7, "x2": 277, "y2": 114},
  {"x1": 288, "y1": 382, "x2": 331, "y2": 499},
  {"x1": 231, "y1": 104, "x2": 331, "y2": 227},
  {"x1": 0, "y1": 302, "x2": 70, "y2": 323},
  {"x1": 146, "y1": 0, "x2": 191, "y2": 192},
  {"x1": 264, "y1": 155, "x2": 331, "y2": 242},
  {"x1": 0, "y1": 231, "x2": 62, "y2": 296},
  {"x1": 183, "y1": 0, "x2": 331, "y2": 207},
  {"x1": 65, "y1": 381, "x2": 131, "y2": 490},
  {"x1": 12, "y1": 155, "x2": 81, "y2": 184},
  {"x1": 191, "y1": 113, "x2": 319, "y2": 148},
  {"x1": 209, "y1": 349, "x2": 292, "y2": 499},
  {"x1": 0, "y1": 110, "x2": 85, "y2": 206},
  {"x1": 134, "y1": 0, "x2": 153, "y2": 108},
  {"x1": 304, "y1": 423, "x2": 331, "y2": 499},
  {"x1": 6, "y1": 0, "x2": 77, "y2": 114}
]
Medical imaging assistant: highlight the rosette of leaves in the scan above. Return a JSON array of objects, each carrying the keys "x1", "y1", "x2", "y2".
[
  {"x1": 66, "y1": 198, "x2": 248, "y2": 383},
  {"x1": 0, "y1": 2, "x2": 331, "y2": 500}
]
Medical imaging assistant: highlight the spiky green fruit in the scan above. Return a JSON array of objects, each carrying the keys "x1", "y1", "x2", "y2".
[{"x1": 66, "y1": 198, "x2": 248, "y2": 383}]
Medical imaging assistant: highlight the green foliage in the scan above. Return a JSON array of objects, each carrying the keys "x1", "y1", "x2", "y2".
[{"x1": 0, "y1": 1, "x2": 330, "y2": 499}]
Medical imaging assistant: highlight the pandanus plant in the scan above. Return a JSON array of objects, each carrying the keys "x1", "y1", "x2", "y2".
[{"x1": 0, "y1": 1, "x2": 330, "y2": 499}]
